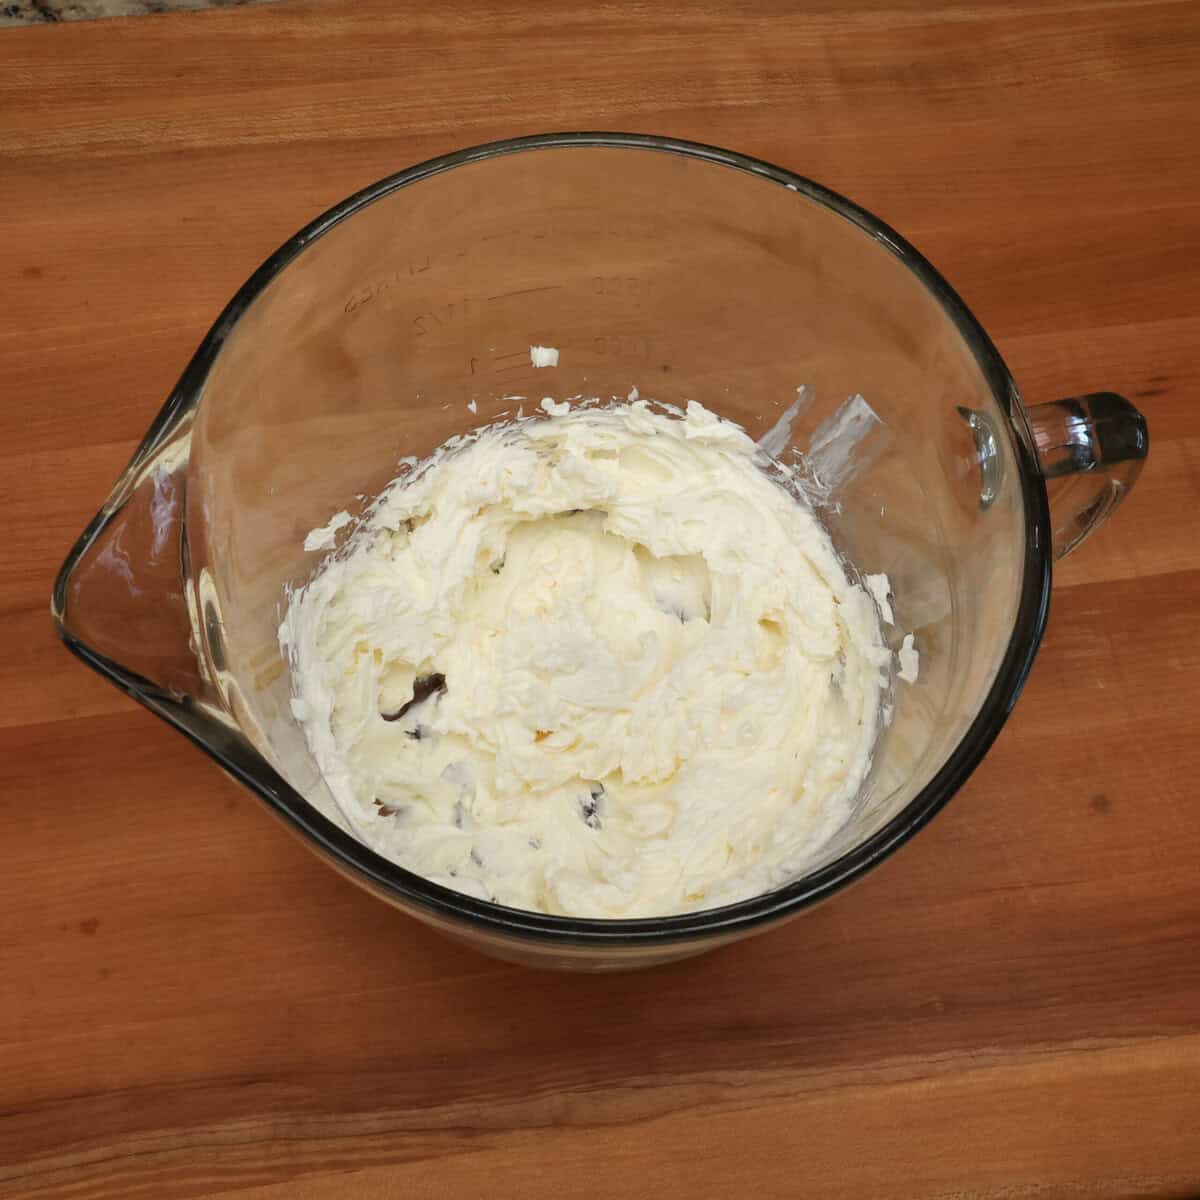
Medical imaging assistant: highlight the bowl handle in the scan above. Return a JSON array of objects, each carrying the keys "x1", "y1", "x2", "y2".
[{"x1": 1026, "y1": 392, "x2": 1149, "y2": 559}]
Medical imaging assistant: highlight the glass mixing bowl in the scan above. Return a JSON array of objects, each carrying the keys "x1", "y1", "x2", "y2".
[{"x1": 53, "y1": 133, "x2": 1147, "y2": 970}]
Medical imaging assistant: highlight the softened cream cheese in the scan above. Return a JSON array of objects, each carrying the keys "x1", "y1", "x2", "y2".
[{"x1": 280, "y1": 400, "x2": 893, "y2": 917}]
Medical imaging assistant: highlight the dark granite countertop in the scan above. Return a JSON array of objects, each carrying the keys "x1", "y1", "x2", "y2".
[{"x1": 1, "y1": 0, "x2": 271, "y2": 25}]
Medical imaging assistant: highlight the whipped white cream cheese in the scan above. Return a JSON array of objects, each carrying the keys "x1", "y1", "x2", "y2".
[
  {"x1": 897, "y1": 633, "x2": 920, "y2": 684},
  {"x1": 280, "y1": 400, "x2": 893, "y2": 918}
]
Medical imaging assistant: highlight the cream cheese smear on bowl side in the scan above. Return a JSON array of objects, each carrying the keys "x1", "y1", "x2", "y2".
[{"x1": 279, "y1": 389, "x2": 908, "y2": 919}]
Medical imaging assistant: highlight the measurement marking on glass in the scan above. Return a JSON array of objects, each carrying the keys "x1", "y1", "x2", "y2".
[{"x1": 486, "y1": 285, "x2": 563, "y2": 302}]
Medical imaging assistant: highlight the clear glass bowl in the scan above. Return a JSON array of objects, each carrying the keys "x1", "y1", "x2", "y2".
[{"x1": 53, "y1": 134, "x2": 1147, "y2": 970}]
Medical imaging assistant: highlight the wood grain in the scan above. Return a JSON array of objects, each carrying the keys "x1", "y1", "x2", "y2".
[{"x1": 2, "y1": 1, "x2": 1199, "y2": 1196}]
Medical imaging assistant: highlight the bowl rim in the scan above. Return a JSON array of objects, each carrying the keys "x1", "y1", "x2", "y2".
[{"x1": 53, "y1": 131, "x2": 1052, "y2": 946}]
